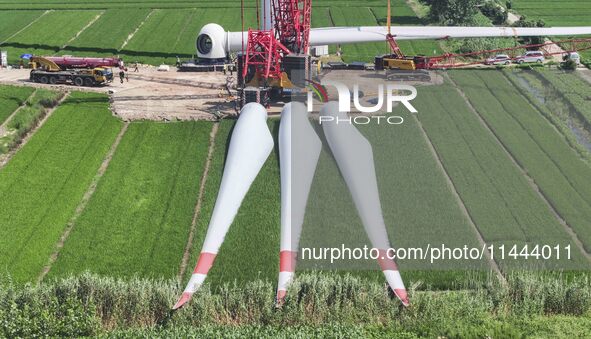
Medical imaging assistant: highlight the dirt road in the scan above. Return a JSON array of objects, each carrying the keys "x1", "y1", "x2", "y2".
[{"x1": 0, "y1": 66, "x2": 234, "y2": 121}]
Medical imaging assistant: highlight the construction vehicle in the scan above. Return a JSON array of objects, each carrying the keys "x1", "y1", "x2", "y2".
[
  {"x1": 29, "y1": 56, "x2": 114, "y2": 87},
  {"x1": 374, "y1": 1, "x2": 436, "y2": 71},
  {"x1": 42, "y1": 56, "x2": 123, "y2": 69}
]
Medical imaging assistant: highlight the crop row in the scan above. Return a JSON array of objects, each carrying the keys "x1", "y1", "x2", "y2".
[
  {"x1": 183, "y1": 114, "x2": 488, "y2": 289},
  {"x1": 512, "y1": 0, "x2": 591, "y2": 26},
  {"x1": 59, "y1": 9, "x2": 151, "y2": 58},
  {"x1": 1, "y1": 3, "x2": 440, "y2": 65},
  {"x1": 451, "y1": 70, "x2": 591, "y2": 254},
  {"x1": 0, "y1": 10, "x2": 44, "y2": 42},
  {"x1": 502, "y1": 69, "x2": 591, "y2": 164},
  {"x1": 414, "y1": 76, "x2": 589, "y2": 270},
  {"x1": 0, "y1": 88, "x2": 64, "y2": 154},
  {"x1": 0, "y1": 85, "x2": 34, "y2": 125},
  {"x1": 185, "y1": 121, "x2": 281, "y2": 286},
  {"x1": 0, "y1": 1, "x2": 395, "y2": 10},
  {"x1": 49, "y1": 121, "x2": 211, "y2": 279},
  {"x1": 532, "y1": 69, "x2": 591, "y2": 132},
  {"x1": 1, "y1": 10, "x2": 101, "y2": 64},
  {"x1": 353, "y1": 108, "x2": 487, "y2": 276},
  {"x1": 0, "y1": 7, "x2": 256, "y2": 65},
  {"x1": 0, "y1": 91, "x2": 122, "y2": 284},
  {"x1": 121, "y1": 8, "x2": 256, "y2": 65}
]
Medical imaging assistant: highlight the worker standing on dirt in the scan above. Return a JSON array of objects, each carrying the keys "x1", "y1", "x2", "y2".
[
  {"x1": 133, "y1": 62, "x2": 139, "y2": 72},
  {"x1": 119, "y1": 69, "x2": 125, "y2": 84}
]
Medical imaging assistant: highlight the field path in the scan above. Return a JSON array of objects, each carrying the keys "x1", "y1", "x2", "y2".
[
  {"x1": 412, "y1": 113, "x2": 504, "y2": 280},
  {"x1": 119, "y1": 9, "x2": 156, "y2": 51},
  {"x1": 0, "y1": 10, "x2": 50, "y2": 45},
  {"x1": 0, "y1": 91, "x2": 68, "y2": 169},
  {"x1": 177, "y1": 122, "x2": 219, "y2": 281},
  {"x1": 576, "y1": 68, "x2": 591, "y2": 85},
  {"x1": 37, "y1": 121, "x2": 130, "y2": 283},
  {"x1": 447, "y1": 74, "x2": 591, "y2": 264},
  {"x1": 60, "y1": 11, "x2": 105, "y2": 50},
  {"x1": 0, "y1": 89, "x2": 37, "y2": 136}
]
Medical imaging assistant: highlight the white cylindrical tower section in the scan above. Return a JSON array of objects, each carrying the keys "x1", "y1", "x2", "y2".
[{"x1": 261, "y1": 0, "x2": 273, "y2": 30}]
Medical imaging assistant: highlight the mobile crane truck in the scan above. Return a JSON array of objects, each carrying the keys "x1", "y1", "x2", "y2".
[{"x1": 29, "y1": 56, "x2": 123, "y2": 87}]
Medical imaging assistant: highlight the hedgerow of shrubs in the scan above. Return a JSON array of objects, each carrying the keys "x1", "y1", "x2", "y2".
[{"x1": 0, "y1": 271, "x2": 589, "y2": 337}]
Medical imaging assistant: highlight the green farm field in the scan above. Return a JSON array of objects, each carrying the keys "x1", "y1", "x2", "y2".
[
  {"x1": 0, "y1": 91, "x2": 122, "y2": 284},
  {"x1": 1, "y1": 10, "x2": 102, "y2": 63},
  {"x1": 1, "y1": 1, "x2": 591, "y2": 336},
  {"x1": 512, "y1": 0, "x2": 591, "y2": 26},
  {"x1": 0, "y1": 85, "x2": 34, "y2": 125},
  {"x1": 0, "y1": 10, "x2": 45, "y2": 42},
  {"x1": 511, "y1": 0, "x2": 591, "y2": 61},
  {"x1": 49, "y1": 121, "x2": 211, "y2": 279},
  {"x1": 2, "y1": 66, "x2": 591, "y2": 288},
  {"x1": 0, "y1": 1, "x2": 440, "y2": 64},
  {"x1": 0, "y1": 69, "x2": 591, "y2": 334}
]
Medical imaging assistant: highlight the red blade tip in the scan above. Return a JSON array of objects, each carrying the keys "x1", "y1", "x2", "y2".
[{"x1": 172, "y1": 292, "x2": 193, "y2": 310}]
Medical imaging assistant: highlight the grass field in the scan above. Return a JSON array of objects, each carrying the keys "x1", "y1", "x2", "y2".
[
  {"x1": 0, "y1": 91, "x2": 122, "y2": 284},
  {"x1": 1, "y1": 0, "x2": 591, "y2": 336},
  {"x1": 0, "y1": 85, "x2": 34, "y2": 125},
  {"x1": 3, "y1": 272, "x2": 591, "y2": 337},
  {"x1": 59, "y1": 9, "x2": 151, "y2": 58},
  {"x1": 527, "y1": 69, "x2": 591, "y2": 132},
  {"x1": 511, "y1": 0, "x2": 591, "y2": 61},
  {"x1": 512, "y1": 0, "x2": 591, "y2": 26},
  {"x1": 0, "y1": 1, "x2": 440, "y2": 65},
  {"x1": 121, "y1": 9, "x2": 200, "y2": 65},
  {"x1": 50, "y1": 121, "x2": 211, "y2": 279},
  {"x1": 121, "y1": 8, "x2": 255, "y2": 65},
  {"x1": 183, "y1": 111, "x2": 489, "y2": 290},
  {"x1": 328, "y1": 3, "x2": 442, "y2": 62},
  {"x1": 0, "y1": 1, "x2": 589, "y2": 64},
  {"x1": 0, "y1": 10, "x2": 44, "y2": 42},
  {"x1": 185, "y1": 121, "x2": 282, "y2": 287},
  {"x1": 451, "y1": 70, "x2": 591, "y2": 254},
  {"x1": 0, "y1": 88, "x2": 63, "y2": 154},
  {"x1": 415, "y1": 75, "x2": 590, "y2": 272},
  {"x1": 1, "y1": 10, "x2": 101, "y2": 64}
]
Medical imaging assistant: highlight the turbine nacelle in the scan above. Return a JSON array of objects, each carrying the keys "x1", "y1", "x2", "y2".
[{"x1": 196, "y1": 23, "x2": 229, "y2": 61}]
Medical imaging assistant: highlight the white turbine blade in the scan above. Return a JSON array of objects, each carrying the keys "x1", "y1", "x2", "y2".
[
  {"x1": 173, "y1": 103, "x2": 274, "y2": 310},
  {"x1": 310, "y1": 26, "x2": 591, "y2": 44},
  {"x1": 277, "y1": 102, "x2": 322, "y2": 302},
  {"x1": 226, "y1": 26, "x2": 591, "y2": 51},
  {"x1": 321, "y1": 102, "x2": 408, "y2": 306}
]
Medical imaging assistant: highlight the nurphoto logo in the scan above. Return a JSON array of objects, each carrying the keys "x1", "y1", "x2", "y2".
[{"x1": 307, "y1": 80, "x2": 419, "y2": 114}]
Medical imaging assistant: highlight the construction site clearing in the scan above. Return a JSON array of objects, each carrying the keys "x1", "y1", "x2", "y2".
[
  {"x1": 0, "y1": 45, "x2": 586, "y2": 123},
  {"x1": 0, "y1": 64, "x2": 448, "y2": 121}
]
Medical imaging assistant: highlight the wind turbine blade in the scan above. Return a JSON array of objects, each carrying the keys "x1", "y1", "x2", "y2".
[
  {"x1": 173, "y1": 103, "x2": 274, "y2": 310},
  {"x1": 320, "y1": 102, "x2": 409, "y2": 306},
  {"x1": 307, "y1": 26, "x2": 591, "y2": 45},
  {"x1": 276, "y1": 102, "x2": 322, "y2": 303},
  {"x1": 226, "y1": 26, "x2": 591, "y2": 51}
]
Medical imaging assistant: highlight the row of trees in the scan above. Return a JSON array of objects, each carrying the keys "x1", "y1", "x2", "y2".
[
  {"x1": 419, "y1": 0, "x2": 546, "y2": 54},
  {"x1": 420, "y1": 0, "x2": 540, "y2": 28}
]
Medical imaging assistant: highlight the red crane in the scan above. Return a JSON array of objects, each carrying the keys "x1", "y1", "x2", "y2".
[
  {"x1": 242, "y1": 0, "x2": 312, "y2": 80},
  {"x1": 273, "y1": 0, "x2": 312, "y2": 54}
]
